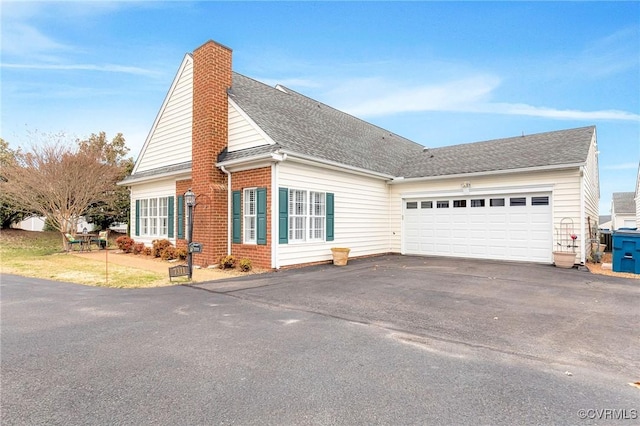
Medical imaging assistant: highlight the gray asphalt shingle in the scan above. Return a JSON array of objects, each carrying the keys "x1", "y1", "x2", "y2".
[
  {"x1": 225, "y1": 72, "x2": 595, "y2": 178},
  {"x1": 612, "y1": 192, "x2": 635, "y2": 214}
]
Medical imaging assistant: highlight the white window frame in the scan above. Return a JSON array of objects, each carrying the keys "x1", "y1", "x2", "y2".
[
  {"x1": 289, "y1": 189, "x2": 326, "y2": 243},
  {"x1": 244, "y1": 188, "x2": 257, "y2": 244},
  {"x1": 139, "y1": 196, "x2": 169, "y2": 237}
]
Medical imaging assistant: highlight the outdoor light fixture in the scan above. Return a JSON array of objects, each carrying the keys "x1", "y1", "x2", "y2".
[
  {"x1": 185, "y1": 188, "x2": 196, "y2": 279},
  {"x1": 184, "y1": 189, "x2": 196, "y2": 208}
]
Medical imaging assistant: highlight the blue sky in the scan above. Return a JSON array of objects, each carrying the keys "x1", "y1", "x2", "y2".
[{"x1": 2, "y1": 1, "x2": 639, "y2": 215}]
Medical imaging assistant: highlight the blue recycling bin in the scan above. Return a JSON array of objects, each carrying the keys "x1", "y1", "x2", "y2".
[{"x1": 612, "y1": 230, "x2": 640, "y2": 274}]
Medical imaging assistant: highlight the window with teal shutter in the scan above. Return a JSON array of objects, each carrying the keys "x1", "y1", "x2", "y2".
[
  {"x1": 167, "y1": 196, "x2": 175, "y2": 238},
  {"x1": 278, "y1": 187, "x2": 288, "y2": 244},
  {"x1": 135, "y1": 200, "x2": 140, "y2": 236},
  {"x1": 232, "y1": 191, "x2": 241, "y2": 243},
  {"x1": 257, "y1": 188, "x2": 267, "y2": 245},
  {"x1": 326, "y1": 192, "x2": 334, "y2": 241},
  {"x1": 177, "y1": 195, "x2": 184, "y2": 239}
]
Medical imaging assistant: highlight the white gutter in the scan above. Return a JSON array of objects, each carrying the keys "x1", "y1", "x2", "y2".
[
  {"x1": 220, "y1": 165, "x2": 232, "y2": 256},
  {"x1": 117, "y1": 169, "x2": 191, "y2": 186},
  {"x1": 389, "y1": 162, "x2": 587, "y2": 184},
  {"x1": 215, "y1": 152, "x2": 278, "y2": 168}
]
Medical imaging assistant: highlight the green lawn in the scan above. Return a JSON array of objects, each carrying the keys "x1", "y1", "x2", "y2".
[{"x1": 1, "y1": 229, "x2": 166, "y2": 288}]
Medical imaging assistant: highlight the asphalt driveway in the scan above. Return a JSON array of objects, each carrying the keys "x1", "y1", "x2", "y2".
[
  {"x1": 2, "y1": 255, "x2": 638, "y2": 425},
  {"x1": 197, "y1": 255, "x2": 639, "y2": 379}
]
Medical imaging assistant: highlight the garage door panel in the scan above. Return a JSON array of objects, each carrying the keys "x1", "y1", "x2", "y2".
[{"x1": 404, "y1": 192, "x2": 552, "y2": 263}]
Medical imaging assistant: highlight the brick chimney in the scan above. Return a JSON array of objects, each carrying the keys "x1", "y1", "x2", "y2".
[{"x1": 191, "y1": 40, "x2": 232, "y2": 266}]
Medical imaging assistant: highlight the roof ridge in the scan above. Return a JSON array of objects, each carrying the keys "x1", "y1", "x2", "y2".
[{"x1": 426, "y1": 125, "x2": 596, "y2": 152}]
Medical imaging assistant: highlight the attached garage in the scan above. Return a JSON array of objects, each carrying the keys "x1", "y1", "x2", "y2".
[{"x1": 403, "y1": 192, "x2": 553, "y2": 263}]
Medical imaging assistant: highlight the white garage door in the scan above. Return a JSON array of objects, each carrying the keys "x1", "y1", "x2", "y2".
[{"x1": 403, "y1": 193, "x2": 552, "y2": 263}]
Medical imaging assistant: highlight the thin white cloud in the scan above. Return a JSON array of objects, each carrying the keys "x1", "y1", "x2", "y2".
[
  {"x1": 602, "y1": 163, "x2": 639, "y2": 171},
  {"x1": 326, "y1": 75, "x2": 640, "y2": 122},
  {"x1": 1, "y1": 23, "x2": 73, "y2": 59},
  {"x1": 474, "y1": 103, "x2": 640, "y2": 121},
  {"x1": 334, "y1": 75, "x2": 501, "y2": 117},
  {"x1": 2, "y1": 62, "x2": 160, "y2": 77}
]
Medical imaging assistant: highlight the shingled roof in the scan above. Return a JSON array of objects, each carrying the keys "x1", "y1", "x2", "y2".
[
  {"x1": 225, "y1": 73, "x2": 595, "y2": 179},
  {"x1": 612, "y1": 192, "x2": 635, "y2": 214},
  {"x1": 225, "y1": 73, "x2": 422, "y2": 176}
]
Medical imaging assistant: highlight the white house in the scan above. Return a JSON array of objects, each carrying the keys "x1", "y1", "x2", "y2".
[
  {"x1": 119, "y1": 40, "x2": 600, "y2": 269},
  {"x1": 611, "y1": 192, "x2": 636, "y2": 230}
]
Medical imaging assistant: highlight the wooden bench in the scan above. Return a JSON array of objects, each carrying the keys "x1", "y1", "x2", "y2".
[{"x1": 168, "y1": 264, "x2": 190, "y2": 281}]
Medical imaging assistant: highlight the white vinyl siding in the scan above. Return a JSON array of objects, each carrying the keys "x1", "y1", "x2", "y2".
[
  {"x1": 278, "y1": 162, "x2": 390, "y2": 267},
  {"x1": 390, "y1": 168, "x2": 584, "y2": 264},
  {"x1": 134, "y1": 56, "x2": 193, "y2": 173},
  {"x1": 582, "y1": 133, "x2": 600, "y2": 260},
  {"x1": 228, "y1": 100, "x2": 273, "y2": 152},
  {"x1": 130, "y1": 180, "x2": 177, "y2": 246}
]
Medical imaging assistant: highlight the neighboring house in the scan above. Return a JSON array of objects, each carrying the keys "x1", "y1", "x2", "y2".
[
  {"x1": 11, "y1": 216, "x2": 46, "y2": 232},
  {"x1": 598, "y1": 215, "x2": 612, "y2": 231},
  {"x1": 611, "y1": 192, "x2": 636, "y2": 230},
  {"x1": 119, "y1": 40, "x2": 600, "y2": 269},
  {"x1": 11, "y1": 216, "x2": 95, "y2": 233}
]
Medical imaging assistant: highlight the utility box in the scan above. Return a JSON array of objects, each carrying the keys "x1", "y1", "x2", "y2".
[{"x1": 612, "y1": 230, "x2": 640, "y2": 274}]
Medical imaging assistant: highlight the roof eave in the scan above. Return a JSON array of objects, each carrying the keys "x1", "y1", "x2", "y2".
[
  {"x1": 118, "y1": 168, "x2": 192, "y2": 186},
  {"x1": 389, "y1": 162, "x2": 586, "y2": 184},
  {"x1": 279, "y1": 150, "x2": 396, "y2": 180}
]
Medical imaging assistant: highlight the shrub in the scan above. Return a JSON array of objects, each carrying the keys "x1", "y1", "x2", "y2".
[
  {"x1": 115, "y1": 236, "x2": 135, "y2": 253},
  {"x1": 152, "y1": 239, "x2": 173, "y2": 258},
  {"x1": 219, "y1": 254, "x2": 237, "y2": 269},
  {"x1": 176, "y1": 248, "x2": 187, "y2": 260},
  {"x1": 142, "y1": 247, "x2": 153, "y2": 256},
  {"x1": 161, "y1": 246, "x2": 178, "y2": 260},
  {"x1": 132, "y1": 242, "x2": 145, "y2": 255},
  {"x1": 238, "y1": 258, "x2": 252, "y2": 272}
]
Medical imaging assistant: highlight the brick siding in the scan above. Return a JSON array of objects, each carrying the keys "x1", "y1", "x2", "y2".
[
  {"x1": 232, "y1": 167, "x2": 272, "y2": 268},
  {"x1": 191, "y1": 40, "x2": 232, "y2": 267}
]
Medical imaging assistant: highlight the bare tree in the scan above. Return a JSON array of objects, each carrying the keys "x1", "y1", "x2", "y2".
[{"x1": 0, "y1": 132, "x2": 123, "y2": 250}]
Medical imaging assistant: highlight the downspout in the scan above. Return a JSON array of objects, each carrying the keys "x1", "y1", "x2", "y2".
[
  {"x1": 579, "y1": 166, "x2": 586, "y2": 265},
  {"x1": 220, "y1": 165, "x2": 232, "y2": 256},
  {"x1": 272, "y1": 152, "x2": 286, "y2": 270}
]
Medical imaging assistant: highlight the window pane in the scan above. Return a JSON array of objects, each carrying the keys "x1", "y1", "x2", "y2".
[
  {"x1": 421, "y1": 201, "x2": 432, "y2": 209},
  {"x1": 406, "y1": 202, "x2": 418, "y2": 209},
  {"x1": 532, "y1": 196, "x2": 549, "y2": 206},
  {"x1": 453, "y1": 200, "x2": 466, "y2": 208},
  {"x1": 471, "y1": 199, "x2": 485, "y2": 207},
  {"x1": 437, "y1": 201, "x2": 449, "y2": 208},
  {"x1": 244, "y1": 189, "x2": 257, "y2": 243},
  {"x1": 490, "y1": 198, "x2": 505, "y2": 207},
  {"x1": 510, "y1": 197, "x2": 526, "y2": 206}
]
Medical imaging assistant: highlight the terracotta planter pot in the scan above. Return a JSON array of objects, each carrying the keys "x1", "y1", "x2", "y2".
[
  {"x1": 331, "y1": 248, "x2": 350, "y2": 266},
  {"x1": 553, "y1": 251, "x2": 576, "y2": 269}
]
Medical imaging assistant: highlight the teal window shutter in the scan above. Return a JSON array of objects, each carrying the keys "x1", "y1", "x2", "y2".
[
  {"x1": 177, "y1": 195, "x2": 184, "y2": 239},
  {"x1": 326, "y1": 192, "x2": 334, "y2": 241},
  {"x1": 279, "y1": 187, "x2": 288, "y2": 244},
  {"x1": 232, "y1": 190, "x2": 241, "y2": 243},
  {"x1": 135, "y1": 200, "x2": 140, "y2": 237},
  {"x1": 257, "y1": 188, "x2": 267, "y2": 245},
  {"x1": 167, "y1": 196, "x2": 175, "y2": 238}
]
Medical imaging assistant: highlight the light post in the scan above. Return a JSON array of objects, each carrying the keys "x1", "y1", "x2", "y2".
[{"x1": 184, "y1": 188, "x2": 196, "y2": 280}]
